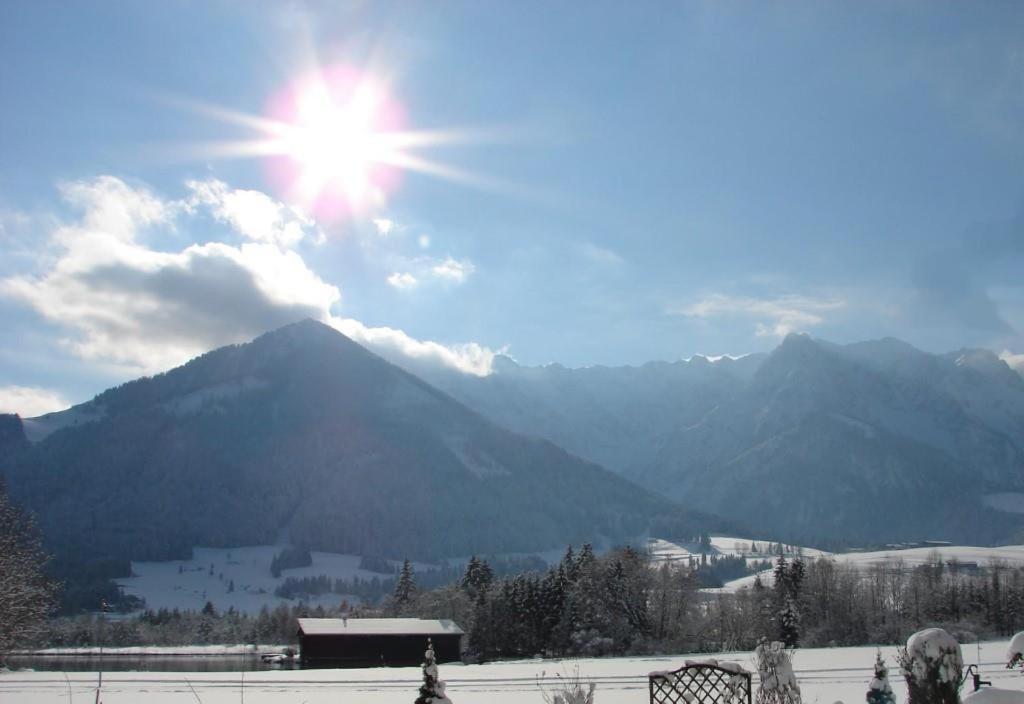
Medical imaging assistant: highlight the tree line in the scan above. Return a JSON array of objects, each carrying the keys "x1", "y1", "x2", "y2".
[{"x1": 22, "y1": 544, "x2": 1024, "y2": 658}]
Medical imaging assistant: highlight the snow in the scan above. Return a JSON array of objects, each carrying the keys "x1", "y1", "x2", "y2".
[
  {"x1": 296, "y1": 618, "x2": 464, "y2": 636},
  {"x1": 7, "y1": 641, "x2": 1023, "y2": 703},
  {"x1": 714, "y1": 544, "x2": 1024, "y2": 593},
  {"x1": 647, "y1": 539, "x2": 697, "y2": 565},
  {"x1": 116, "y1": 545, "x2": 437, "y2": 614},
  {"x1": 647, "y1": 535, "x2": 828, "y2": 572},
  {"x1": 903, "y1": 628, "x2": 963, "y2": 685},
  {"x1": 964, "y1": 689, "x2": 1024, "y2": 704},
  {"x1": 1008, "y1": 632, "x2": 1024, "y2": 668}
]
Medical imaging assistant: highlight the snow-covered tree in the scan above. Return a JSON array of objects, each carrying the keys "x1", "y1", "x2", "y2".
[
  {"x1": 395, "y1": 559, "x2": 417, "y2": 607},
  {"x1": 773, "y1": 556, "x2": 804, "y2": 647},
  {"x1": 755, "y1": 639, "x2": 802, "y2": 704},
  {"x1": 415, "y1": 638, "x2": 453, "y2": 704},
  {"x1": 0, "y1": 479, "x2": 57, "y2": 665},
  {"x1": 866, "y1": 650, "x2": 896, "y2": 704},
  {"x1": 898, "y1": 627, "x2": 963, "y2": 704},
  {"x1": 460, "y1": 556, "x2": 493, "y2": 599}
]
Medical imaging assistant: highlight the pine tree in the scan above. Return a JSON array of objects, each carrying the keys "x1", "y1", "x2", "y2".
[
  {"x1": 395, "y1": 559, "x2": 417, "y2": 607},
  {"x1": 866, "y1": 650, "x2": 896, "y2": 704}
]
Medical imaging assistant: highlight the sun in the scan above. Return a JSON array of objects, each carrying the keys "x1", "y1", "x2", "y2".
[
  {"x1": 263, "y1": 66, "x2": 408, "y2": 218},
  {"x1": 172, "y1": 63, "x2": 494, "y2": 222}
]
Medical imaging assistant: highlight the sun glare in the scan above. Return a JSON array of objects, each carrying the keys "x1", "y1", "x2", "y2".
[
  {"x1": 172, "y1": 63, "x2": 497, "y2": 222},
  {"x1": 263, "y1": 66, "x2": 407, "y2": 218}
]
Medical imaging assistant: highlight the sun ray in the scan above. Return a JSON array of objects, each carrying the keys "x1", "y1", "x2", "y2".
[{"x1": 164, "y1": 64, "x2": 514, "y2": 220}]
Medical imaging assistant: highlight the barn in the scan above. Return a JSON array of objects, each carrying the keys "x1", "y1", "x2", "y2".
[{"x1": 296, "y1": 618, "x2": 465, "y2": 667}]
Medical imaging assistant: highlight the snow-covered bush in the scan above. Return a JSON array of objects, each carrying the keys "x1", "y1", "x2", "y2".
[
  {"x1": 1006, "y1": 632, "x2": 1024, "y2": 670},
  {"x1": 898, "y1": 627, "x2": 963, "y2": 704},
  {"x1": 414, "y1": 639, "x2": 453, "y2": 704},
  {"x1": 865, "y1": 650, "x2": 895, "y2": 704},
  {"x1": 537, "y1": 663, "x2": 596, "y2": 704},
  {"x1": 754, "y1": 639, "x2": 801, "y2": 704}
]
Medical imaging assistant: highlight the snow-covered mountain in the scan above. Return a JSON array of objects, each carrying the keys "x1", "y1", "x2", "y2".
[
  {"x1": 426, "y1": 334, "x2": 1024, "y2": 546},
  {"x1": 1, "y1": 320, "x2": 716, "y2": 585},
  {"x1": 421, "y1": 352, "x2": 764, "y2": 478}
]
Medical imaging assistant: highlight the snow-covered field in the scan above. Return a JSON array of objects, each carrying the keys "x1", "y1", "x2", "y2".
[
  {"x1": 3, "y1": 642, "x2": 1022, "y2": 703},
  {"x1": 116, "y1": 546, "x2": 439, "y2": 614},
  {"x1": 116, "y1": 545, "x2": 570, "y2": 614},
  {"x1": 717, "y1": 544, "x2": 1024, "y2": 593},
  {"x1": 647, "y1": 536, "x2": 830, "y2": 571},
  {"x1": 116, "y1": 538, "x2": 1024, "y2": 614}
]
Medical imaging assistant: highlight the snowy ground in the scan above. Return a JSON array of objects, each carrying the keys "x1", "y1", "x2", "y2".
[
  {"x1": 3, "y1": 641, "x2": 1022, "y2": 703},
  {"x1": 716, "y1": 544, "x2": 1024, "y2": 593},
  {"x1": 116, "y1": 538, "x2": 1024, "y2": 613},
  {"x1": 647, "y1": 536, "x2": 831, "y2": 571},
  {"x1": 115, "y1": 546, "x2": 438, "y2": 614},
  {"x1": 116, "y1": 545, "x2": 570, "y2": 615}
]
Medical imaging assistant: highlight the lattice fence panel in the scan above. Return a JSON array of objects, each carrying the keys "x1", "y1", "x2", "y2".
[{"x1": 649, "y1": 664, "x2": 752, "y2": 704}]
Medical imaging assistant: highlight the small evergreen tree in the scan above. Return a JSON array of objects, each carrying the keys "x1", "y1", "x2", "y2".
[
  {"x1": 415, "y1": 638, "x2": 453, "y2": 704},
  {"x1": 866, "y1": 650, "x2": 896, "y2": 704}
]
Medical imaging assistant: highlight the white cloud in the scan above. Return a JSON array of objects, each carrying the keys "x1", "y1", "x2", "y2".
[
  {"x1": 2, "y1": 176, "x2": 496, "y2": 377},
  {"x1": 372, "y1": 218, "x2": 395, "y2": 236},
  {"x1": 431, "y1": 256, "x2": 475, "y2": 284},
  {"x1": 1000, "y1": 350, "x2": 1024, "y2": 374},
  {"x1": 677, "y1": 293, "x2": 844, "y2": 337},
  {"x1": 328, "y1": 317, "x2": 494, "y2": 377},
  {"x1": 187, "y1": 179, "x2": 320, "y2": 247},
  {"x1": 0, "y1": 385, "x2": 70, "y2": 417},
  {"x1": 418, "y1": 234, "x2": 431, "y2": 249},
  {"x1": 387, "y1": 271, "x2": 418, "y2": 290},
  {"x1": 580, "y1": 242, "x2": 625, "y2": 266}
]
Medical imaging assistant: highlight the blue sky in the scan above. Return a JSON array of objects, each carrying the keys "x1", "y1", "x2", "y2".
[{"x1": 2, "y1": 1, "x2": 1023, "y2": 414}]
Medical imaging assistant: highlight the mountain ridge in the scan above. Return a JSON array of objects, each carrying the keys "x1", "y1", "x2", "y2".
[{"x1": 2, "y1": 320, "x2": 717, "y2": 581}]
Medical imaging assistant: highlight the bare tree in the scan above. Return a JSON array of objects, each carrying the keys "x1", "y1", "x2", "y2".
[{"x1": 0, "y1": 478, "x2": 57, "y2": 664}]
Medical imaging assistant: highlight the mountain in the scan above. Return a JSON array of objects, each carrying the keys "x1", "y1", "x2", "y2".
[
  {"x1": 423, "y1": 334, "x2": 1024, "y2": 546},
  {"x1": 421, "y1": 353, "x2": 764, "y2": 477},
  {"x1": 1, "y1": 320, "x2": 713, "y2": 581},
  {"x1": 642, "y1": 334, "x2": 1024, "y2": 544}
]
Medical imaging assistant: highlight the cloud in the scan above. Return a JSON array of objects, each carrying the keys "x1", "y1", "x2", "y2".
[
  {"x1": 677, "y1": 293, "x2": 844, "y2": 337},
  {"x1": 431, "y1": 256, "x2": 475, "y2": 284},
  {"x1": 2, "y1": 176, "x2": 496, "y2": 377},
  {"x1": 387, "y1": 271, "x2": 418, "y2": 290},
  {"x1": 372, "y1": 218, "x2": 395, "y2": 236},
  {"x1": 328, "y1": 318, "x2": 494, "y2": 377},
  {"x1": 0, "y1": 385, "x2": 70, "y2": 417},
  {"x1": 580, "y1": 242, "x2": 625, "y2": 266},
  {"x1": 418, "y1": 234, "x2": 431, "y2": 249},
  {"x1": 1001, "y1": 350, "x2": 1024, "y2": 375},
  {"x1": 187, "y1": 179, "x2": 320, "y2": 247}
]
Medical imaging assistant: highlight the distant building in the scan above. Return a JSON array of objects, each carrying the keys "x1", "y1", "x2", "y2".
[{"x1": 296, "y1": 618, "x2": 465, "y2": 667}]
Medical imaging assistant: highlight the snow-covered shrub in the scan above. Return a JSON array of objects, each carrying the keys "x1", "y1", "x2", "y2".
[
  {"x1": 414, "y1": 639, "x2": 453, "y2": 704},
  {"x1": 1006, "y1": 632, "x2": 1024, "y2": 670},
  {"x1": 865, "y1": 650, "x2": 896, "y2": 704},
  {"x1": 898, "y1": 627, "x2": 963, "y2": 704},
  {"x1": 537, "y1": 663, "x2": 596, "y2": 704},
  {"x1": 754, "y1": 639, "x2": 801, "y2": 704}
]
